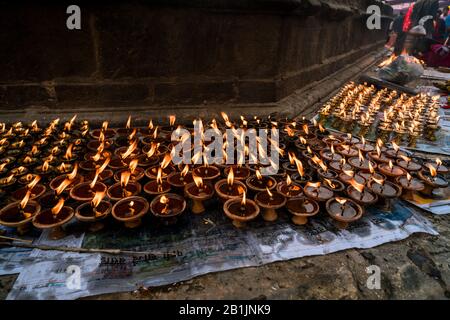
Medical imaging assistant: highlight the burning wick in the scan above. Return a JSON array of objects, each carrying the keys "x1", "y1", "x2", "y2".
[
  {"x1": 120, "y1": 170, "x2": 131, "y2": 197},
  {"x1": 435, "y1": 158, "x2": 442, "y2": 170},
  {"x1": 160, "y1": 195, "x2": 170, "y2": 215},
  {"x1": 350, "y1": 178, "x2": 365, "y2": 201},
  {"x1": 406, "y1": 173, "x2": 412, "y2": 187},
  {"x1": 227, "y1": 168, "x2": 234, "y2": 194},
  {"x1": 392, "y1": 142, "x2": 399, "y2": 157},
  {"x1": 193, "y1": 174, "x2": 204, "y2": 193},
  {"x1": 19, "y1": 190, "x2": 32, "y2": 219},
  {"x1": 306, "y1": 182, "x2": 321, "y2": 198},
  {"x1": 91, "y1": 191, "x2": 105, "y2": 218},
  {"x1": 388, "y1": 160, "x2": 394, "y2": 173},
  {"x1": 266, "y1": 187, "x2": 273, "y2": 202},
  {"x1": 426, "y1": 164, "x2": 437, "y2": 183},
  {"x1": 373, "y1": 177, "x2": 385, "y2": 192},
  {"x1": 336, "y1": 198, "x2": 347, "y2": 217},
  {"x1": 128, "y1": 201, "x2": 135, "y2": 217},
  {"x1": 51, "y1": 198, "x2": 65, "y2": 218}
]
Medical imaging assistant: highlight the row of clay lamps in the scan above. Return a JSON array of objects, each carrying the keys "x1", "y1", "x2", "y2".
[{"x1": 0, "y1": 116, "x2": 448, "y2": 238}]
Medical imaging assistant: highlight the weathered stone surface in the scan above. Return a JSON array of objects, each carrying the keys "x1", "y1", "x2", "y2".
[{"x1": 0, "y1": 84, "x2": 53, "y2": 108}]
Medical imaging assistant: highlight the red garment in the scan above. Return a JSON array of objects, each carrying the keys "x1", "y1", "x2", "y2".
[
  {"x1": 424, "y1": 44, "x2": 450, "y2": 67},
  {"x1": 403, "y1": 4, "x2": 415, "y2": 32}
]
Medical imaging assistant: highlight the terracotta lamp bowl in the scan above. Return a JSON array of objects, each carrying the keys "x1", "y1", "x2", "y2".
[
  {"x1": 304, "y1": 185, "x2": 334, "y2": 203},
  {"x1": 286, "y1": 196, "x2": 319, "y2": 225},
  {"x1": 223, "y1": 198, "x2": 260, "y2": 228},
  {"x1": 69, "y1": 181, "x2": 108, "y2": 202},
  {"x1": 49, "y1": 175, "x2": 83, "y2": 192},
  {"x1": 32, "y1": 206, "x2": 75, "y2": 240},
  {"x1": 107, "y1": 182, "x2": 142, "y2": 202},
  {"x1": 144, "y1": 165, "x2": 175, "y2": 180},
  {"x1": 143, "y1": 180, "x2": 171, "y2": 197},
  {"x1": 85, "y1": 169, "x2": 114, "y2": 183},
  {"x1": 245, "y1": 175, "x2": 277, "y2": 193},
  {"x1": 396, "y1": 176, "x2": 425, "y2": 201},
  {"x1": 75, "y1": 201, "x2": 112, "y2": 232},
  {"x1": 113, "y1": 167, "x2": 145, "y2": 182},
  {"x1": 192, "y1": 166, "x2": 221, "y2": 181},
  {"x1": 112, "y1": 196, "x2": 149, "y2": 228},
  {"x1": 90, "y1": 128, "x2": 116, "y2": 140},
  {"x1": 254, "y1": 191, "x2": 286, "y2": 222},
  {"x1": 326, "y1": 198, "x2": 363, "y2": 229},
  {"x1": 214, "y1": 179, "x2": 247, "y2": 202},
  {"x1": 367, "y1": 180, "x2": 402, "y2": 212},
  {"x1": 417, "y1": 170, "x2": 449, "y2": 196},
  {"x1": 184, "y1": 182, "x2": 214, "y2": 214},
  {"x1": 11, "y1": 184, "x2": 46, "y2": 201},
  {"x1": 276, "y1": 181, "x2": 303, "y2": 198},
  {"x1": 0, "y1": 200, "x2": 41, "y2": 235},
  {"x1": 167, "y1": 172, "x2": 194, "y2": 190},
  {"x1": 346, "y1": 185, "x2": 378, "y2": 207},
  {"x1": 223, "y1": 166, "x2": 251, "y2": 181},
  {"x1": 150, "y1": 193, "x2": 187, "y2": 225}
]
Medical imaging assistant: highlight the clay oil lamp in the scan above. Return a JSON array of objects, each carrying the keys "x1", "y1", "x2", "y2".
[
  {"x1": 144, "y1": 153, "x2": 174, "y2": 180},
  {"x1": 254, "y1": 187, "x2": 286, "y2": 222},
  {"x1": 114, "y1": 159, "x2": 144, "y2": 182},
  {"x1": 315, "y1": 122, "x2": 330, "y2": 139},
  {"x1": 223, "y1": 164, "x2": 250, "y2": 181},
  {"x1": 185, "y1": 175, "x2": 214, "y2": 214},
  {"x1": 378, "y1": 160, "x2": 406, "y2": 181},
  {"x1": 277, "y1": 175, "x2": 303, "y2": 198},
  {"x1": 427, "y1": 158, "x2": 448, "y2": 176},
  {"x1": 108, "y1": 170, "x2": 142, "y2": 202},
  {"x1": 70, "y1": 170, "x2": 107, "y2": 202},
  {"x1": 339, "y1": 169, "x2": 366, "y2": 186},
  {"x1": 59, "y1": 143, "x2": 77, "y2": 163},
  {"x1": 49, "y1": 163, "x2": 83, "y2": 192},
  {"x1": 323, "y1": 135, "x2": 343, "y2": 148},
  {"x1": 291, "y1": 159, "x2": 312, "y2": 187},
  {"x1": 12, "y1": 175, "x2": 46, "y2": 201},
  {"x1": 87, "y1": 135, "x2": 112, "y2": 152},
  {"x1": 192, "y1": 157, "x2": 221, "y2": 182},
  {"x1": 340, "y1": 133, "x2": 360, "y2": 145},
  {"x1": 167, "y1": 164, "x2": 193, "y2": 190},
  {"x1": 160, "y1": 115, "x2": 178, "y2": 135},
  {"x1": 367, "y1": 177, "x2": 402, "y2": 211},
  {"x1": 112, "y1": 196, "x2": 149, "y2": 228},
  {"x1": 325, "y1": 197, "x2": 363, "y2": 230},
  {"x1": 301, "y1": 124, "x2": 316, "y2": 140},
  {"x1": 418, "y1": 164, "x2": 449, "y2": 196},
  {"x1": 34, "y1": 160, "x2": 55, "y2": 179},
  {"x1": 214, "y1": 168, "x2": 247, "y2": 202},
  {"x1": 18, "y1": 172, "x2": 38, "y2": 185},
  {"x1": 396, "y1": 155, "x2": 421, "y2": 173},
  {"x1": 150, "y1": 193, "x2": 187, "y2": 225},
  {"x1": 114, "y1": 141, "x2": 140, "y2": 159},
  {"x1": 347, "y1": 178, "x2": 378, "y2": 208},
  {"x1": 286, "y1": 196, "x2": 319, "y2": 225},
  {"x1": 75, "y1": 190, "x2": 112, "y2": 232},
  {"x1": 10, "y1": 165, "x2": 29, "y2": 178},
  {"x1": 304, "y1": 181, "x2": 334, "y2": 203},
  {"x1": 33, "y1": 198, "x2": 75, "y2": 239},
  {"x1": 8, "y1": 140, "x2": 26, "y2": 157},
  {"x1": 301, "y1": 145, "x2": 315, "y2": 161},
  {"x1": 144, "y1": 167, "x2": 171, "y2": 197},
  {"x1": 319, "y1": 144, "x2": 343, "y2": 163},
  {"x1": 354, "y1": 137, "x2": 374, "y2": 154},
  {"x1": 136, "y1": 143, "x2": 160, "y2": 167},
  {"x1": 281, "y1": 152, "x2": 301, "y2": 175},
  {"x1": 116, "y1": 115, "x2": 135, "y2": 136},
  {"x1": 396, "y1": 173, "x2": 425, "y2": 200},
  {"x1": 329, "y1": 158, "x2": 353, "y2": 174},
  {"x1": 317, "y1": 160, "x2": 338, "y2": 181},
  {"x1": 19, "y1": 155, "x2": 39, "y2": 167},
  {"x1": 40, "y1": 177, "x2": 73, "y2": 209},
  {"x1": 0, "y1": 162, "x2": 8, "y2": 177},
  {"x1": 295, "y1": 136, "x2": 308, "y2": 152},
  {"x1": 337, "y1": 144, "x2": 359, "y2": 159},
  {"x1": 91, "y1": 121, "x2": 116, "y2": 140},
  {"x1": 223, "y1": 192, "x2": 260, "y2": 228},
  {"x1": 0, "y1": 174, "x2": 16, "y2": 191},
  {"x1": 368, "y1": 144, "x2": 391, "y2": 164},
  {"x1": 385, "y1": 142, "x2": 406, "y2": 159},
  {"x1": 26, "y1": 145, "x2": 41, "y2": 158},
  {"x1": 348, "y1": 149, "x2": 377, "y2": 172},
  {"x1": 56, "y1": 162, "x2": 73, "y2": 175},
  {"x1": 0, "y1": 191, "x2": 41, "y2": 234},
  {"x1": 357, "y1": 162, "x2": 385, "y2": 184},
  {"x1": 84, "y1": 157, "x2": 113, "y2": 183},
  {"x1": 245, "y1": 169, "x2": 277, "y2": 193},
  {"x1": 323, "y1": 178, "x2": 345, "y2": 193}
]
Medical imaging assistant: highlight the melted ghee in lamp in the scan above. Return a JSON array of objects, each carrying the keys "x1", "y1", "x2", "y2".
[
  {"x1": 348, "y1": 157, "x2": 374, "y2": 171},
  {"x1": 286, "y1": 198, "x2": 316, "y2": 214},
  {"x1": 379, "y1": 163, "x2": 405, "y2": 177},
  {"x1": 0, "y1": 203, "x2": 38, "y2": 223},
  {"x1": 168, "y1": 172, "x2": 193, "y2": 187},
  {"x1": 355, "y1": 143, "x2": 375, "y2": 153},
  {"x1": 144, "y1": 180, "x2": 171, "y2": 194},
  {"x1": 278, "y1": 183, "x2": 303, "y2": 197},
  {"x1": 115, "y1": 200, "x2": 145, "y2": 218},
  {"x1": 338, "y1": 147, "x2": 359, "y2": 157},
  {"x1": 328, "y1": 200, "x2": 358, "y2": 219},
  {"x1": 358, "y1": 171, "x2": 384, "y2": 182},
  {"x1": 218, "y1": 182, "x2": 244, "y2": 196},
  {"x1": 398, "y1": 176, "x2": 424, "y2": 190},
  {"x1": 370, "y1": 182, "x2": 398, "y2": 197},
  {"x1": 73, "y1": 183, "x2": 106, "y2": 198},
  {"x1": 227, "y1": 201, "x2": 258, "y2": 218},
  {"x1": 255, "y1": 191, "x2": 285, "y2": 206},
  {"x1": 322, "y1": 150, "x2": 343, "y2": 161},
  {"x1": 330, "y1": 161, "x2": 353, "y2": 172},
  {"x1": 34, "y1": 207, "x2": 72, "y2": 225},
  {"x1": 304, "y1": 186, "x2": 334, "y2": 201},
  {"x1": 369, "y1": 151, "x2": 391, "y2": 163},
  {"x1": 225, "y1": 166, "x2": 250, "y2": 179},
  {"x1": 420, "y1": 171, "x2": 448, "y2": 188},
  {"x1": 187, "y1": 183, "x2": 214, "y2": 196},
  {"x1": 397, "y1": 160, "x2": 421, "y2": 171},
  {"x1": 12, "y1": 185, "x2": 45, "y2": 200},
  {"x1": 152, "y1": 197, "x2": 184, "y2": 216},
  {"x1": 348, "y1": 187, "x2": 376, "y2": 203},
  {"x1": 109, "y1": 182, "x2": 140, "y2": 198},
  {"x1": 248, "y1": 176, "x2": 275, "y2": 189},
  {"x1": 193, "y1": 166, "x2": 220, "y2": 179},
  {"x1": 78, "y1": 202, "x2": 110, "y2": 218}
]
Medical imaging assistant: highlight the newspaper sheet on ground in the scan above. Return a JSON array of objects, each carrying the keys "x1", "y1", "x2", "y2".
[{"x1": 6, "y1": 201, "x2": 437, "y2": 300}]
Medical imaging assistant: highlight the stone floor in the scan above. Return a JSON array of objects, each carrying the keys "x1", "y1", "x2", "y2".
[{"x1": 1, "y1": 50, "x2": 449, "y2": 300}]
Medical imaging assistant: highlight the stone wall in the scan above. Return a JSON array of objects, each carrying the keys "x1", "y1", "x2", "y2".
[{"x1": 0, "y1": 0, "x2": 392, "y2": 120}]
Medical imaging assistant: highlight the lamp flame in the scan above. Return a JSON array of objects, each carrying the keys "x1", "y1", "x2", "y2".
[
  {"x1": 427, "y1": 163, "x2": 437, "y2": 177},
  {"x1": 266, "y1": 187, "x2": 273, "y2": 197},
  {"x1": 169, "y1": 115, "x2": 176, "y2": 127},
  {"x1": 324, "y1": 178, "x2": 336, "y2": 189},
  {"x1": 349, "y1": 178, "x2": 365, "y2": 193},
  {"x1": 120, "y1": 170, "x2": 131, "y2": 188},
  {"x1": 129, "y1": 159, "x2": 139, "y2": 174},
  {"x1": 193, "y1": 174, "x2": 204, "y2": 188},
  {"x1": 181, "y1": 165, "x2": 189, "y2": 177},
  {"x1": 255, "y1": 169, "x2": 263, "y2": 180},
  {"x1": 160, "y1": 153, "x2": 172, "y2": 169},
  {"x1": 90, "y1": 170, "x2": 100, "y2": 189},
  {"x1": 126, "y1": 115, "x2": 132, "y2": 129},
  {"x1": 51, "y1": 198, "x2": 65, "y2": 216},
  {"x1": 20, "y1": 190, "x2": 32, "y2": 209},
  {"x1": 336, "y1": 197, "x2": 347, "y2": 205},
  {"x1": 67, "y1": 163, "x2": 78, "y2": 180},
  {"x1": 27, "y1": 175, "x2": 41, "y2": 190},
  {"x1": 241, "y1": 192, "x2": 247, "y2": 206},
  {"x1": 91, "y1": 190, "x2": 105, "y2": 209},
  {"x1": 121, "y1": 140, "x2": 138, "y2": 160},
  {"x1": 227, "y1": 168, "x2": 234, "y2": 186},
  {"x1": 56, "y1": 178, "x2": 72, "y2": 195}
]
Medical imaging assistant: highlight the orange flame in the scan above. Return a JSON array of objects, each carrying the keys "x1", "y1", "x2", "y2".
[
  {"x1": 372, "y1": 177, "x2": 385, "y2": 186},
  {"x1": 388, "y1": 160, "x2": 394, "y2": 170},
  {"x1": 156, "y1": 167, "x2": 163, "y2": 185},
  {"x1": 160, "y1": 195, "x2": 169, "y2": 204},
  {"x1": 160, "y1": 153, "x2": 172, "y2": 169},
  {"x1": 181, "y1": 165, "x2": 189, "y2": 177},
  {"x1": 255, "y1": 169, "x2": 263, "y2": 180},
  {"x1": 129, "y1": 158, "x2": 139, "y2": 174},
  {"x1": 436, "y1": 158, "x2": 442, "y2": 167},
  {"x1": 349, "y1": 178, "x2": 365, "y2": 193},
  {"x1": 369, "y1": 162, "x2": 375, "y2": 174},
  {"x1": 120, "y1": 170, "x2": 131, "y2": 188},
  {"x1": 266, "y1": 187, "x2": 273, "y2": 197},
  {"x1": 299, "y1": 136, "x2": 307, "y2": 145},
  {"x1": 286, "y1": 175, "x2": 292, "y2": 186},
  {"x1": 302, "y1": 124, "x2": 309, "y2": 135},
  {"x1": 101, "y1": 121, "x2": 109, "y2": 132},
  {"x1": 65, "y1": 144, "x2": 73, "y2": 160},
  {"x1": 98, "y1": 157, "x2": 110, "y2": 174},
  {"x1": 306, "y1": 182, "x2": 321, "y2": 188},
  {"x1": 126, "y1": 115, "x2": 132, "y2": 129},
  {"x1": 295, "y1": 159, "x2": 305, "y2": 177},
  {"x1": 27, "y1": 175, "x2": 41, "y2": 190},
  {"x1": 169, "y1": 115, "x2": 176, "y2": 127},
  {"x1": 91, "y1": 190, "x2": 105, "y2": 209},
  {"x1": 193, "y1": 174, "x2": 203, "y2": 188},
  {"x1": 42, "y1": 161, "x2": 49, "y2": 172},
  {"x1": 392, "y1": 142, "x2": 399, "y2": 152},
  {"x1": 89, "y1": 170, "x2": 100, "y2": 189},
  {"x1": 227, "y1": 168, "x2": 234, "y2": 186},
  {"x1": 343, "y1": 170, "x2": 355, "y2": 177},
  {"x1": 336, "y1": 197, "x2": 348, "y2": 205},
  {"x1": 358, "y1": 149, "x2": 365, "y2": 163},
  {"x1": 241, "y1": 191, "x2": 247, "y2": 206},
  {"x1": 20, "y1": 190, "x2": 32, "y2": 209},
  {"x1": 121, "y1": 140, "x2": 138, "y2": 160},
  {"x1": 67, "y1": 163, "x2": 78, "y2": 180},
  {"x1": 427, "y1": 164, "x2": 437, "y2": 177},
  {"x1": 406, "y1": 172, "x2": 412, "y2": 182},
  {"x1": 56, "y1": 178, "x2": 72, "y2": 195},
  {"x1": 51, "y1": 198, "x2": 65, "y2": 216},
  {"x1": 324, "y1": 178, "x2": 336, "y2": 189},
  {"x1": 148, "y1": 119, "x2": 154, "y2": 130}
]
